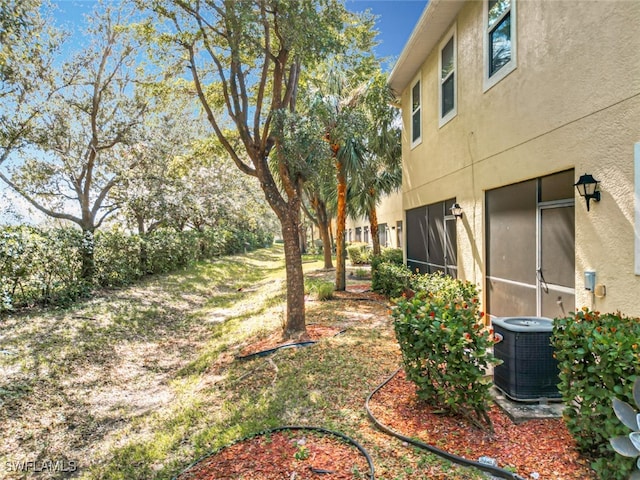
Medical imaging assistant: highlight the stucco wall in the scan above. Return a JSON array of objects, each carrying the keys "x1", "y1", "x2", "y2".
[
  {"x1": 400, "y1": 0, "x2": 640, "y2": 315},
  {"x1": 345, "y1": 190, "x2": 403, "y2": 248}
]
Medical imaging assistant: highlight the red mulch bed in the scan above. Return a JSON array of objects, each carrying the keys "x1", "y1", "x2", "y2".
[
  {"x1": 368, "y1": 370, "x2": 597, "y2": 479},
  {"x1": 176, "y1": 430, "x2": 370, "y2": 480},
  {"x1": 238, "y1": 325, "x2": 345, "y2": 358}
]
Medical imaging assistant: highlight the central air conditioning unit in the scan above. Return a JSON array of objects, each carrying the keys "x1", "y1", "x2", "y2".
[{"x1": 492, "y1": 317, "x2": 561, "y2": 402}]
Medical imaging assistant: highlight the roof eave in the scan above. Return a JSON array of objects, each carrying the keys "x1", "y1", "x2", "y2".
[{"x1": 388, "y1": 0, "x2": 467, "y2": 95}]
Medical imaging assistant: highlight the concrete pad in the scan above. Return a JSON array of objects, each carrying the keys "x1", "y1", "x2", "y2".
[{"x1": 491, "y1": 387, "x2": 564, "y2": 424}]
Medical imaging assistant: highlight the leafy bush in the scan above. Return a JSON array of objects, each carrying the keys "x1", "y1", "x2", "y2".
[
  {"x1": 552, "y1": 308, "x2": 640, "y2": 479},
  {"x1": 346, "y1": 243, "x2": 371, "y2": 265},
  {"x1": 0, "y1": 224, "x2": 274, "y2": 313},
  {"x1": 371, "y1": 248, "x2": 404, "y2": 296},
  {"x1": 94, "y1": 229, "x2": 143, "y2": 286},
  {"x1": 372, "y1": 262, "x2": 412, "y2": 298},
  {"x1": 378, "y1": 247, "x2": 403, "y2": 265},
  {"x1": 143, "y1": 229, "x2": 200, "y2": 274},
  {"x1": 197, "y1": 229, "x2": 228, "y2": 258},
  {"x1": 353, "y1": 268, "x2": 370, "y2": 279},
  {"x1": 392, "y1": 274, "x2": 498, "y2": 431},
  {"x1": 304, "y1": 278, "x2": 334, "y2": 301},
  {"x1": 0, "y1": 226, "x2": 85, "y2": 310}
]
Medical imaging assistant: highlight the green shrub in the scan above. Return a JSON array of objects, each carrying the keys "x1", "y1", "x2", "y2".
[
  {"x1": 0, "y1": 226, "x2": 85, "y2": 310},
  {"x1": 371, "y1": 248, "x2": 404, "y2": 295},
  {"x1": 0, "y1": 224, "x2": 274, "y2": 312},
  {"x1": 372, "y1": 262, "x2": 412, "y2": 298},
  {"x1": 143, "y1": 229, "x2": 199, "y2": 274},
  {"x1": 304, "y1": 278, "x2": 334, "y2": 301},
  {"x1": 346, "y1": 243, "x2": 371, "y2": 265},
  {"x1": 392, "y1": 276, "x2": 497, "y2": 430},
  {"x1": 552, "y1": 308, "x2": 640, "y2": 479},
  {"x1": 379, "y1": 247, "x2": 403, "y2": 265},
  {"x1": 353, "y1": 268, "x2": 370, "y2": 279},
  {"x1": 94, "y1": 229, "x2": 143, "y2": 287},
  {"x1": 197, "y1": 229, "x2": 228, "y2": 258}
]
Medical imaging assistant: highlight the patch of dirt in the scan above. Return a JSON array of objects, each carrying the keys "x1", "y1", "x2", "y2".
[
  {"x1": 176, "y1": 430, "x2": 370, "y2": 480},
  {"x1": 368, "y1": 370, "x2": 597, "y2": 480},
  {"x1": 238, "y1": 325, "x2": 346, "y2": 357}
]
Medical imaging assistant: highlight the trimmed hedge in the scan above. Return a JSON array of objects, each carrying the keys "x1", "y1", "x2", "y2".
[
  {"x1": 371, "y1": 262, "x2": 411, "y2": 298},
  {"x1": 346, "y1": 242, "x2": 371, "y2": 265},
  {"x1": 392, "y1": 273, "x2": 498, "y2": 431},
  {"x1": 0, "y1": 225, "x2": 273, "y2": 312},
  {"x1": 551, "y1": 308, "x2": 640, "y2": 479}
]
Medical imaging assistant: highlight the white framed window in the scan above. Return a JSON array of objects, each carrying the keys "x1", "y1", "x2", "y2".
[
  {"x1": 483, "y1": 0, "x2": 517, "y2": 91},
  {"x1": 410, "y1": 76, "x2": 422, "y2": 148},
  {"x1": 438, "y1": 25, "x2": 457, "y2": 127}
]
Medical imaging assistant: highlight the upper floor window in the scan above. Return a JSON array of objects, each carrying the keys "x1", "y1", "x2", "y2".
[
  {"x1": 410, "y1": 77, "x2": 421, "y2": 147},
  {"x1": 439, "y1": 26, "x2": 457, "y2": 126},
  {"x1": 484, "y1": 0, "x2": 517, "y2": 90}
]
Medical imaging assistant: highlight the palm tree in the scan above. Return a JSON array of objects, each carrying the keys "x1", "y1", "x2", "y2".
[
  {"x1": 306, "y1": 67, "x2": 369, "y2": 290},
  {"x1": 349, "y1": 74, "x2": 402, "y2": 256},
  {"x1": 302, "y1": 160, "x2": 336, "y2": 269}
]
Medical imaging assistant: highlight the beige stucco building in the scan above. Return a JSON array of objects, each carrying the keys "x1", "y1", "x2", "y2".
[
  {"x1": 345, "y1": 190, "x2": 404, "y2": 249},
  {"x1": 389, "y1": 0, "x2": 640, "y2": 319}
]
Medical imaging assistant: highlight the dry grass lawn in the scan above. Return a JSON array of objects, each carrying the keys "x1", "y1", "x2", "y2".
[{"x1": 0, "y1": 246, "x2": 479, "y2": 479}]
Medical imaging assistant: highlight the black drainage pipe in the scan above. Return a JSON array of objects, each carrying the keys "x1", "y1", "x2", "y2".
[
  {"x1": 235, "y1": 328, "x2": 349, "y2": 361},
  {"x1": 173, "y1": 425, "x2": 375, "y2": 480},
  {"x1": 365, "y1": 368, "x2": 527, "y2": 480}
]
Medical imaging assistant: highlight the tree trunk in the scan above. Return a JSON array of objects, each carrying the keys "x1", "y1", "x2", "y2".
[
  {"x1": 298, "y1": 219, "x2": 307, "y2": 254},
  {"x1": 318, "y1": 219, "x2": 333, "y2": 269},
  {"x1": 281, "y1": 213, "x2": 308, "y2": 340},
  {"x1": 80, "y1": 229, "x2": 95, "y2": 282},
  {"x1": 369, "y1": 206, "x2": 381, "y2": 256},
  {"x1": 311, "y1": 196, "x2": 333, "y2": 269},
  {"x1": 310, "y1": 223, "x2": 315, "y2": 252},
  {"x1": 335, "y1": 160, "x2": 347, "y2": 291},
  {"x1": 329, "y1": 218, "x2": 335, "y2": 254}
]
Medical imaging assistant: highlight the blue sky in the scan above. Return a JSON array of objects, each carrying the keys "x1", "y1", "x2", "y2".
[
  {"x1": 52, "y1": 0, "x2": 427, "y2": 66},
  {"x1": 1, "y1": 0, "x2": 427, "y2": 224},
  {"x1": 346, "y1": 0, "x2": 427, "y2": 67}
]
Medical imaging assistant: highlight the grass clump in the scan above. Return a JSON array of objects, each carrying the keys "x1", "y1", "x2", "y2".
[{"x1": 305, "y1": 277, "x2": 335, "y2": 301}]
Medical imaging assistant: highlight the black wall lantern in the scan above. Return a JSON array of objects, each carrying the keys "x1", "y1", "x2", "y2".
[
  {"x1": 450, "y1": 203, "x2": 464, "y2": 219},
  {"x1": 574, "y1": 173, "x2": 601, "y2": 211}
]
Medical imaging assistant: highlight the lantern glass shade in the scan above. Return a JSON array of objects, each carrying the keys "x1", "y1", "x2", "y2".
[
  {"x1": 574, "y1": 173, "x2": 599, "y2": 197},
  {"x1": 574, "y1": 173, "x2": 601, "y2": 211},
  {"x1": 450, "y1": 203, "x2": 463, "y2": 218}
]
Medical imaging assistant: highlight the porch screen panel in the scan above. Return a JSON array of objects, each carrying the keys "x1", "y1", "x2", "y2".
[
  {"x1": 541, "y1": 207, "x2": 575, "y2": 287},
  {"x1": 486, "y1": 180, "x2": 537, "y2": 316},
  {"x1": 487, "y1": 278, "x2": 536, "y2": 317},
  {"x1": 542, "y1": 286, "x2": 575, "y2": 318},
  {"x1": 445, "y1": 217, "x2": 458, "y2": 278},
  {"x1": 427, "y1": 203, "x2": 445, "y2": 273},
  {"x1": 406, "y1": 206, "x2": 428, "y2": 273}
]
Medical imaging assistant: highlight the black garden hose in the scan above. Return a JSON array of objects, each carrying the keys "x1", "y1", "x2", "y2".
[
  {"x1": 365, "y1": 368, "x2": 527, "y2": 480},
  {"x1": 235, "y1": 328, "x2": 349, "y2": 361},
  {"x1": 236, "y1": 340, "x2": 318, "y2": 360},
  {"x1": 173, "y1": 425, "x2": 375, "y2": 480}
]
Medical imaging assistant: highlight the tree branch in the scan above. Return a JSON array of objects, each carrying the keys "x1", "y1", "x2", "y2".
[
  {"x1": 0, "y1": 170, "x2": 81, "y2": 225},
  {"x1": 186, "y1": 44, "x2": 256, "y2": 177}
]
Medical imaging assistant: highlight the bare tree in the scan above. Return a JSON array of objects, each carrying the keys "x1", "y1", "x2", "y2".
[{"x1": 148, "y1": 0, "x2": 360, "y2": 340}]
